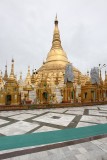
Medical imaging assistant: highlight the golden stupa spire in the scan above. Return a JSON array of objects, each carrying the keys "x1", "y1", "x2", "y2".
[
  {"x1": 20, "y1": 72, "x2": 22, "y2": 80},
  {"x1": 44, "y1": 16, "x2": 68, "y2": 67},
  {"x1": 27, "y1": 66, "x2": 30, "y2": 77},
  {"x1": 51, "y1": 15, "x2": 62, "y2": 49},
  {"x1": 3, "y1": 62, "x2": 8, "y2": 81},
  {"x1": 25, "y1": 66, "x2": 31, "y2": 84},
  {"x1": 31, "y1": 69, "x2": 35, "y2": 84},
  {"x1": 105, "y1": 70, "x2": 107, "y2": 84},
  {"x1": 9, "y1": 59, "x2": 15, "y2": 79}
]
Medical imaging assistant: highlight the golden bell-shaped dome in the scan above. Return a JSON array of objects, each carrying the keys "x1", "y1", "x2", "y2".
[
  {"x1": 36, "y1": 16, "x2": 88, "y2": 87},
  {"x1": 45, "y1": 15, "x2": 68, "y2": 68}
]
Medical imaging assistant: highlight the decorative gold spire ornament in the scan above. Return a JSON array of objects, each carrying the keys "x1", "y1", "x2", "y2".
[
  {"x1": 20, "y1": 72, "x2": 22, "y2": 80},
  {"x1": 45, "y1": 15, "x2": 68, "y2": 66},
  {"x1": 9, "y1": 59, "x2": 15, "y2": 80},
  {"x1": 51, "y1": 14, "x2": 62, "y2": 49},
  {"x1": 105, "y1": 70, "x2": 107, "y2": 84},
  {"x1": 25, "y1": 66, "x2": 31, "y2": 85},
  {"x1": 3, "y1": 63, "x2": 8, "y2": 81},
  {"x1": 31, "y1": 69, "x2": 35, "y2": 84}
]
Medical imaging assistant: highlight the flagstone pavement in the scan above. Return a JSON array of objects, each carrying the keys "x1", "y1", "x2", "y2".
[{"x1": 0, "y1": 105, "x2": 107, "y2": 159}]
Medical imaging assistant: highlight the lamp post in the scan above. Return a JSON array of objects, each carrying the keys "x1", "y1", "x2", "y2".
[
  {"x1": 99, "y1": 64, "x2": 106, "y2": 70},
  {"x1": 98, "y1": 64, "x2": 107, "y2": 85}
]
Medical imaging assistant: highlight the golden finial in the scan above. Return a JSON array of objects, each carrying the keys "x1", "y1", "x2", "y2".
[
  {"x1": 11, "y1": 56, "x2": 14, "y2": 63},
  {"x1": 26, "y1": 66, "x2": 31, "y2": 77},
  {"x1": 20, "y1": 72, "x2": 22, "y2": 80},
  {"x1": 51, "y1": 14, "x2": 62, "y2": 49},
  {"x1": 3, "y1": 62, "x2": 8, "y2": 81},
  {"x1": 9, "y1": 59, "x2": 15, "y2": 79},
  {"x1": 55, "y1": 14, "x2": 57, "y2": 21},
  {"x1": 55, "y1": 14, "x2": 58, "y2": 25},
  {"x1": 87, "y1": 70, "x2": 89, "y2": 76},
  {"x1": 28, "y1": 66, "x2": 30, "y2": 70}
]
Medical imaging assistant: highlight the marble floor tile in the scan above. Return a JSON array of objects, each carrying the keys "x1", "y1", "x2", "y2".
[
  {"x1": 75, "y1": 153, "x2": 88, "y2": 160},
  {"x1": 98, "y1": 106, "x2": 107, "y2": 110},
  {"x1": 33, "y1": 126, "x2": 59, "y2": 133},
  {"x1": 80, "y1": 115, "x2": 107, "y2": 124},
  {"x1": 33, "y1": 113, "x2": 75, "y2": 126},
  {"x1": 0, "y1": 111, "x2": 24, "y2": 117},
  {"x1": 91, "y1": 140, "x2": 103, "y2": 146},
  {"x1": 78, "y1": 147, "x2": 88, "y2": 154},
  {"x1": 69, "y1": 108, "x2": 84, "y2": 111},
  {"x1": 0, "y1": 119, "x2": 9, "y2": 125},
  {"x1": 9, "y1": 113, "x2": 36, "y2": 120},
  {"x1": 76, "y1": 122, "x2": 96, "y2": 128},
  {"x1": 49, "y1": 108, "x2": 68, "y2": 113},
  {"x1": 98, "y1": 144, "x2": 107, "y2": 153},
  {"x1": 98, "y1": 137, "x2": 107, "y2": 143},
  {"x1": 66, "y1": 110, "x2": 84, "y2": 115},
  {"x1": 84, "y1": 106, "x2": 98, "y2": 109},
  {"x1": 27, "y1": 110, "x2": 49, "y2": 115},
  {"x1": 0, "y1": 121, "x2": 39, "y2": 136},
  {"x1": 20, "y1": 110, "x2": 37, "y2": 115},
  {"x1": 89, "y1": 110, "x2": 107, "y2": 116}
]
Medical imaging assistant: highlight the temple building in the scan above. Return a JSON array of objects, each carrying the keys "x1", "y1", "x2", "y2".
[
  {"x1": 0, "y1": 16, "x2": 107, "y2": 105},
  {"x1": 0, "y1": 59, "x2": 20, "y2": 105},
  {"x1": 35, "y1": 16, "x2": 88, "y2": 104}
]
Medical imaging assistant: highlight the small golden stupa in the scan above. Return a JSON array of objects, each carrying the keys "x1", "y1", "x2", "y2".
[{"x1": 0, "y1": 59, "x2": 20, "y2": 105}]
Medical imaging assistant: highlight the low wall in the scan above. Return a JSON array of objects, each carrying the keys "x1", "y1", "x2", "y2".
[{"x1": 0, "y1": 101, "x2": 107, "y2": 111}]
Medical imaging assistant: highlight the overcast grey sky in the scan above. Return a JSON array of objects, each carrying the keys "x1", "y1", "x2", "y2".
[{"x1": 0, "y1": 0, "x2": 107, "y2": 79}]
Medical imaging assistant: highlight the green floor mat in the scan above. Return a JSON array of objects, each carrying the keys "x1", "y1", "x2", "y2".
[{"x1": 0, "y1": 123, "x2": 107, "y2": 151}]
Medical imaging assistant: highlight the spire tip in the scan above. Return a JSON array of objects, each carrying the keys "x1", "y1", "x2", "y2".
[
  {"x1": 55, "y1": 14, "x2": 58, "y2": 25},
  {"x1": 55, "y1": 14, "x2": 57, "y2": 20}
]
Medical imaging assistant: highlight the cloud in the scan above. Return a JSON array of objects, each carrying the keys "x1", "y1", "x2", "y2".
[{"x1": 0, "y1": 0, "x2": 107, "y2": 79}]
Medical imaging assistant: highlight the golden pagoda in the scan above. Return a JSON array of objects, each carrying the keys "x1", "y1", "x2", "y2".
[
  {"x1": 1, "y1": 16, "x2": 107, "y2": 106},
  {"x1": 36, "y1": 16, "x2": 87, "y2": 86},
  {"x1": 35, "y1": 16, "x2": 88, "y2": 103}
]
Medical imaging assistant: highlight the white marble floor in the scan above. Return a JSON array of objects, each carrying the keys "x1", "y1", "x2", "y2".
[
  {"x1": 0, "y1": 105, "x2": 107, "y2": 160},
  {"x1": 0, "y1": 105, "x2": 107, "y2": 136},
  {"x1": 0, "y1": 119, "x2": 9, "y2": 125},
  {"x1": 0, "y1": 121, "x2": 39, "y2": 136},
  {"x1": 33, "y1": 112, "x2": 75, "y2": 127}
]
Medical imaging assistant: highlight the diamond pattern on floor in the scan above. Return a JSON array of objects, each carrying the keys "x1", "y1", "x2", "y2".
[{"x1": 0, "y1": 105, "x2": 107, "y2": 136}]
